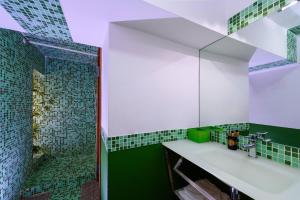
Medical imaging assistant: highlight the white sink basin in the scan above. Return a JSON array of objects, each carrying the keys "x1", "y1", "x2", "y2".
[
  {"x1": 163, "y1": 140, "x2": 300, "y2": 200},
  {"x1": 196, "y1": 148, "x2": 296, "y2": 193}
]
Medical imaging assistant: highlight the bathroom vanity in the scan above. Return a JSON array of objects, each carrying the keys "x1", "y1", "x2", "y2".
[{"x1": 164, "y1": 140, "x2": 300, "y2": 200}]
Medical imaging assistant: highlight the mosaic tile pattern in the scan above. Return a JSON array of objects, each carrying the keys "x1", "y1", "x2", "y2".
[
  {"x1": 25, "y1": 34, "x2": 98, "y2": 65},
  {"x1": 35, "y1": 45, "x2": 97, "y2": 65},
  {"x1": 228, "y1": 0, "x2": 293, "y2": 34},
  {"x1": 289, "y1": 25, "x2": 300, "y2": 34},
  {"x1": 210, "y1": 123, "x2": 250, "y2": 145},
  {"x1": 38, "y1": 58, "x2": 97, "y2": 154},
  {"x1": 32, "y1": 70, "x2": 45, "y2": 148},
  {"x1": 249, "y1": 59, "x2": 294, "y2": 72},
  {"x1": 287, "y1": 29, "x2": 297, "y2": 62},
  {"x1": 0, "y1": 28, "x2": 44, "y2": 200},
  {"x1": 211, "y1": 125, "x2": 300, "y2": 168},
  {"x1": 107, "y1": 129, "x2": 188, "y2": 152},
  {"x1": 22, "y1": 151, "x2": 96, "y2": 199},
  {"x1": 25, "y1": 35, "x2": 98, "y2": 55},
  {"x1": 0, "y1": 0, "x2": 72, "y2": 40}
]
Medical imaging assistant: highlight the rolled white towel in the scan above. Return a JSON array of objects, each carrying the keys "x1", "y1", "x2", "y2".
[{"x1": 184, "y1": 179, "x2": 230, "y2": 200}]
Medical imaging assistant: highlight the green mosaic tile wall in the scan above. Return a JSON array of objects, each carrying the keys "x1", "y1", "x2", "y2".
[
  {"x1": 35, "y1": 45, "x2": 97, "y2": 65},
  {"x1": 38, "y1": 58, "x2": 97, "y2": 154},
  {"x1": 32, "y1": 70, "x2": 45, "y2": 148},
  {"x1": 106, "y1": 129, "x2": 187, "y2": 152},
  {"x1": 249, "y1": 59, "x2": 294, "y2": 72},
  {"x1": 211, "y1": 124, "x2": 300, "y2": 168},
  {"x1": 25, "y1": 35, "x2": 98, "y2": 66},
  {"x1": 105, "y1": 124, "x2": 249, "y2": 152},
  {"x1": 0, "y1": 28, "x2": 44, "y2": 200},
  {"x1": 228, "y1": 0, "x2": 293, "y2": 34},
  {"x1": 25, "y1": 34, "x2": 98, "y2": 55},
  {"x1": 22, "y1": 151, "x2": 96, "y2": 199},
  {"x1": 287, "y1": 28, "x2": 298, "y2": 63},
  {"x1": 0, "y1": 0, "x2": 72, "y2": 40}
]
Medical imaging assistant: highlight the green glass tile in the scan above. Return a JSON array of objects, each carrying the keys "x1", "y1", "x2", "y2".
[
  {"x1": 279, "y1": 154, "x2": 285, "y2": 160},
  {"x1": 285, "y1": 155, "x2": 292, "y2": 162},
  {"x1": 292, "y1": 152, "x2": 298, "y2": 158},
  {"x1": 228, "y1": 0, "x2": 291, "y2": 34},
  {"x1": 285, "y1": 160, "x2": 291, "y2": 166},
  {"x1": 257, "y1": 152, "x2": 261, "y2": 156},
  {"x1": 292, "y1": 147, "x2": 298, "y2": 153},
  {"x1": 285, "y1": 146, "x2": 291, "y2": 151},
  {"x1": 291, "y1": 162, "x2": 299, "y2": 168},
  {"x1": 0, "y1": 0, "x2": 72, "y2": 40}
]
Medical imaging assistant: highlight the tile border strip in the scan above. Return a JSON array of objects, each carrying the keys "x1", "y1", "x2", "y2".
[
  {"x1": 249, "y1": 59, "x2": 294, "y2": 72},
  {"x1": 228, "y1": 0, "x2": 292, "y2": 34},
  {"x1": 103, "y1": 123, "x2": 299, "y2": 168},
  {"x1": 211, "y1": 128, "x2": 300, "y2": 168},
  {"x1": 287, "y1": 28, "x2": 298, "y2": 63},
  {"x1": 103, "y1": 123, "x2": 249, "y2": 152},
  {"x1": 106, "y1": 129, "x2": 187, "y2": 152}
]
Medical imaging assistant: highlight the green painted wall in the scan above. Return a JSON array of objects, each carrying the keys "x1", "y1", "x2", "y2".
[
  {"x1": 0, "y1": 28, "x2": 44, "y2": 200},
  {"x1": 101, "y1": 136, "x2": 108, "y2": 200},
  {"x1": 106, "y1": 142, "x2": 254, "y2": 200},
  {"x1": 108, "y1": 144, "x2": 174, "y2": 200},
  {"x1": 250, "y1": 123, "x2": 300, "y2": 148}
]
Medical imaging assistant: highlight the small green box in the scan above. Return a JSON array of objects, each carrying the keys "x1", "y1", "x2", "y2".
[{"x1": 187, "y1": 127, "x2": 211, "y2": 143}]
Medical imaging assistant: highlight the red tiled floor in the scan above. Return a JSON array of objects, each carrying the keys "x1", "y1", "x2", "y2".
[
  {"x1": 22, "y1": 192, "x2": 51, "y2": 200},
  {"x1": 80, "y1": 180, "x2": 100, "y2": 200}
]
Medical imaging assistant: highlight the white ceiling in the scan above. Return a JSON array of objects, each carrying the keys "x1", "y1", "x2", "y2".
[
  {"x1": 60, "y1": 0, "x2": 177, "y2": 47},
  {"x1": 0, "y1": 0, "x2": 176, "y2": 47},
  {"x1": 203, "y1": 36, "x2": 256, "y2": 62},
  {"x1": 115, "y1": 18, "x2": 224, "y2": 49},
  {"x1": 143, "y1": 0, "x2": 255, "y2": 35},
  {"x1": 0, "y1": 0, "x2": 257, "y2": 47}
]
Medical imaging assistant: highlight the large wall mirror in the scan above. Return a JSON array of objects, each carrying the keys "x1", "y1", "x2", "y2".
[{"x1": 199, "y1": 2, "x2": 300, "y2": 146}]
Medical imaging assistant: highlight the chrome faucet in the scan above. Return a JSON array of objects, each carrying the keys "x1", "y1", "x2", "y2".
[{"x1": 243, "y1": 132, "x2": 271, "y2": 158}]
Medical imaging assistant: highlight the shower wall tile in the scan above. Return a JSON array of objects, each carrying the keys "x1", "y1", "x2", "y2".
[
  {"x1": 287, "y1": 28, "x2": 298, "y2": 63},
  {"x1": 25, "y1": 34, "x2": 98, "y2": 66},
  {"x1": 38, "y1": 58, "x2": 97, "y2": 154},
  {"x1": 0, "y1": 0, "x2": 72, "y2": 40},
  {"x1": 0, "y1": 28, "x2": 44, "y2": 200}
]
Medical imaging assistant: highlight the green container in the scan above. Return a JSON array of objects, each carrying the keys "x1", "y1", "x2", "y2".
[{"x1": 187, "y1": 127, "x2": 211, "y2": 143}]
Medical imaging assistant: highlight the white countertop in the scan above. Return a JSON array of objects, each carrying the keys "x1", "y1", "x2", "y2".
[{"x1": 163, "y1": 140, "x2": 300, "y2": 200}]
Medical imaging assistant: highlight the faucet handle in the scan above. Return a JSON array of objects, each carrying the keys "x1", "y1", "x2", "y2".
[
  {"x1": 257, "y1": 132, "x2": 268, "y2": 135},
  {"x1": 256, "y1": 132, "x2": 268, "y2": 140},
  {"x1": 263, "y1": 138, "x2": 272, "y2": 143},
  {"x1": 245, "y1": 134, "x2": 257, "y2": 143}
]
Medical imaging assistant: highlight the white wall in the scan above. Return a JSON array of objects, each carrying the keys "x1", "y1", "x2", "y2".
[
  {"x1": 249, "y1": 64, "x2": 300, "y2": 129},
  {"x1": 108, "y1": 24, "x2": 199, "y2": 137},
  {"x1": 101, "y1": 27, "x2": 109, "y2": 137},
  {"x1": 199, "y1": 51, "x2": 249, "y2": 126}
]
